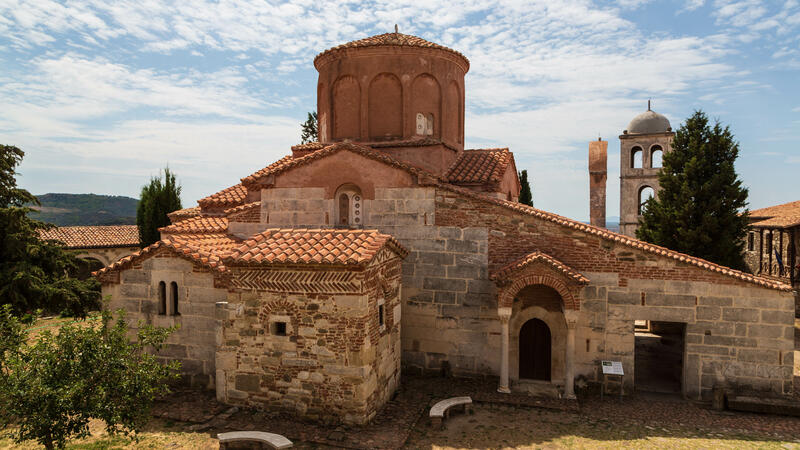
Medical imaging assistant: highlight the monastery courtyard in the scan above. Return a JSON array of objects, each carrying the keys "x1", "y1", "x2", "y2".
[{"x1": 2, "y1": 322, "x2": 796, "y2": 449}]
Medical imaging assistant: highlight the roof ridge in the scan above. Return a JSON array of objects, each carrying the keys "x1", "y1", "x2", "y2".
[
  {"x1": 241, "y1": 142, "x2": 441, "y2": 187},
  {"x1": 490, "y1": 251, "x2": 590, "y2": 284},
  {"x1": 435, "y1": 182, "x2": 791, "y2": 292}
]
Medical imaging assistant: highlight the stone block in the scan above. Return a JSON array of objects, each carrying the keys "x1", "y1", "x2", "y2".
[
  {"x1": 417, "y1": 264, "x2": 446, "y2": 277},
  {"x1": 438, "y1": 227, "x2": 462, "y2": 239},
  {"x1": 722, "y1": 308, "x2": 759, "y2": 323},
  {"x1": 467, "y1": 280, "x2": 493, "y2": 294},
  {"x1": 159, "y1": 344, "x2": 187, "y2": 358},
  {"x1": 121, "y1": 270, "x2": 149, "y2": 284},
  {"x1": 235, "y1": 373, "x2": 261, "y2": 392},
  {"x1": 698, "y1": 296, "x2": 733, "y2": 307},
  {"x1": 418, "y1": 252, "x2": 454, "y2": 266},
  {"x1": 434, "y1": 291, "x2": 457, "y2": 304},
  {"x1": 696, "y1": 306, "x2": 721, "y2": 320},
  {"x1": 761, "y1": 309, "x2": 792, "y2": 325},
  {"x1": 646, "y1": 293, "x2": 695, "y2": 307},
  {"x1": 747, "y1": 324, "x2": 784, "y2": 339},
  {"x1": 446, "y1": 265, "x2": 486, "y2": 280},
  {"x1": 607, "y1": 291, "x2": 638, "y2": 305},
  {"x1": 446, "y1": 239, "x2": 478, "y2": 253},
  {"x1": 737, "y1": 349, "x2": 779, "y2": 364},
  {"x1": 423, "y1": 277, "x2": 466, "y2": 292},
  {"x1": 120, "y1": 283, "x2": 148, "y2": 298}
]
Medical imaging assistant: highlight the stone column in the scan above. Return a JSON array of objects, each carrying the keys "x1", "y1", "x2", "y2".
[
  {"x1": 564, "y1": 310, "x2": 578, "y2": 399},
  {"x1": 497, "y1": 307, "x2": 512, "y2": 394}
]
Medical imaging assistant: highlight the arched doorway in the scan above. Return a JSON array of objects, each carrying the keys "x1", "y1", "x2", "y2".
[{"x1": 519, "y1": 318, "x2": 551, "y2": 381}]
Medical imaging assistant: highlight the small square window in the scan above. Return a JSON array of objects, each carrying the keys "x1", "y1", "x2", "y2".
[{"x1": 272, "y1": 321, "x2": 287, "y2": 336}]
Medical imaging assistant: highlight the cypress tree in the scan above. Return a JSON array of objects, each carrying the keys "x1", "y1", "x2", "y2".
[
  {"x1": 636, "y1": 111, "x2": 749, "y2": 270},
  {"x1": 136, "y1": 168, "x2": 182, "y2": 247},
  {"x1": 518, "y1": 170, "x2": 533, "y2": 206},
  {"x1": 300, "y1": 111, "x2": 318, "y2": 144}
]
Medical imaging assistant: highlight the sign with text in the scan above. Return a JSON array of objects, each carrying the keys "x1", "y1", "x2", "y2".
[{"x1": 601, "y1": 360, "x2": 624, "y2": 375}]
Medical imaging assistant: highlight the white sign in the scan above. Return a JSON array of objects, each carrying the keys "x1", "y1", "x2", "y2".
[{"x1": 601, "y1": 360, "x2": 624, "y2": 375}]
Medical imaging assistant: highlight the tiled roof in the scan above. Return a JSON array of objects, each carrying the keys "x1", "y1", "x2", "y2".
[
  {"x1": 40, "y1": 225, "x2": 140, "y2": 249},
  {"x1": 369, "y1": 137, "x2": 459, "y2": 152},
  {"x1": 94, "y1": 233, "x2": 240, "y2": 278},
  {"x1": 242, "y1": 142, "x2": 438, "y2": 187},
  {"x1": 435, "y1": 182, "x2": 792, "y2": 292},
  {"x1": 226, "y1": 229, "x2": 408, "y2": 266},
  {"x1": 167, "y1": 206, "x2": 201, "y2": 222},
  {"x1": 750, "y1": 200, "x2": 800, "y2": 228},
  {"x1": 490, "y1": 251, "x2": 589, "y2": 284},
  {"x1": 291, "y1": 142, "x2": 326, "y2": 152},
  {"x1": 315, "y1": 32, "x2": 469, "y2": 68},
  {"x1": 197, "y1": 183, "x2": 249, "y2": 208},
  {"x1": 225, "y1": 201, "x2": 261, "y2": 215},
  {"x1": 446, "y1": 148, "x2": 512, "y2": 185},
  {"x1": 159, "y1": 216, "x2": 228, "y2": 234}
]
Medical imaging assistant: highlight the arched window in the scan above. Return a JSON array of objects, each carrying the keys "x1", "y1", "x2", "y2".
[
  {"x1": 631, "y1": 147, "x2": 643, "y2": 168},
  {"x1": 638, "y1": 186, "x2": 655, "y2": 215},
  {"x1": 335, "y1": 184, "x2": 362, "y2": 227},
  {"x1": 650, "y1": 145, "x2": 663, "y2": 168},
  {"x1": 170, "y1": 281, "x2": 179, "y2": 316},
  {"x1": 158, "y1": 281, "x2": 166, "y2": 315}
]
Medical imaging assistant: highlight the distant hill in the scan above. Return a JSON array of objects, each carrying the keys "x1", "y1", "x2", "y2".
[{"x1": 29, "y1": 193, "x2": 139, "y2": 226}]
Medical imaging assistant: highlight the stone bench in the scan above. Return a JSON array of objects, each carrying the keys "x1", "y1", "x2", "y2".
[
  {"x1": 218, "y1": 431, "x2": 293, "y2": 449},
  {"x1": 429, "y1": 396, "x2": 473, "y2": 429}
]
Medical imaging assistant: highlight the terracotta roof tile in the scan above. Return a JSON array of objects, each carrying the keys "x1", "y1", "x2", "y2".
[
  {"x1": 94, "y1": 233, "x2": 240, "y2": 278},
  {"x1": 435, "y1": 182, "x2": 791, "y2": 292},
  {"x1": 226, "y1": 229, "x2": 408, "y2": 266},
  {"x1": 315, "y1": 32, "x2": 469, "y2": 69},
  {"x1": 197, "y1": 183, "x2": 249, "y2": 208},
  {"x1": 290, "y1": 142, "x2": 326, "y2": 152},
  {"x1": 490, "y1": 251, "x2": 589, "y2": 284},
  {"x1": 446, "y1": 148, "x2": 512, "y2": 185},
  {"x1": 167, "y1": 206, "x2": 201, "y2": 222},
  {"x1": 40, "y1": 225, "x2": 140, "y2": 249},
  {"x1": 242, "y1": 142, "x2": 438, "y2": 187},
  {"x1": 750, "y1": 200, "x2": 800, "y2": 228},
  {"x1": 225, "y1": 201, "x2": 260, "y2": 215},
  {"x1": 159, "y1": 216, "x2": 228, "y2": 234}
]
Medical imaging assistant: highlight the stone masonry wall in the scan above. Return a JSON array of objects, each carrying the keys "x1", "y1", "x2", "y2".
[
  {"x1": 215, "y1": 256, "x2": 402, "y2": 424},
  {"x1": 434, "y1": 187, "x2": 795, "y2": 399},
  {"x1": 103, "y1": 250, "x2": 227, "y2": 388}
]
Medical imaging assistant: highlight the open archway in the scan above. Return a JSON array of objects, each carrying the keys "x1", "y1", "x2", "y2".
[{"x1": 519, "y1": 318, "x2": 551, "y2": 381}]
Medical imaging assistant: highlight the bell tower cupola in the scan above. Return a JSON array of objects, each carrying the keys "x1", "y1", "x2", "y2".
[{"x1": 619, "y1": 102, "x2": 675, "y2": 237}]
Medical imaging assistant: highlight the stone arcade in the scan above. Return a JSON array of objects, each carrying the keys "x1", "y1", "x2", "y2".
[{"x1": 97, "y1": 32, "x2": 796, "y2": 424}]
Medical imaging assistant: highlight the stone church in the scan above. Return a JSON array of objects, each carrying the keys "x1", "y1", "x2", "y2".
[{"x1": 96, "y1": 32, "x2": 796, "y2": 424}]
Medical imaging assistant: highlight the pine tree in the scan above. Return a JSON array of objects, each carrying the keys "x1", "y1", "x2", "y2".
[
  {"x1": 0, "y1": 145, "x2": 101, "y2": 316},
  {"x1": 518, "y1": 170, "x2": 533, "y2": 206},
  {"x1": 136, "y1": 168, "x2": 182, "y2": 247},
  {"x1": 300, "y1": 111, "x2": 318, "y2": 144},
  {"x1": 636, "y1": 111, "x2": 749, "y2": 270}
]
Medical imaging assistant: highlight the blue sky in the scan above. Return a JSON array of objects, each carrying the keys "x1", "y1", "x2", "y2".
[{"x1": 1, "y1": 0, "x2": 798, "y2": 221}]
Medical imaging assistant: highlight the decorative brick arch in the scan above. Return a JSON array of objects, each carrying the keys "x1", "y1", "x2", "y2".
[{"x1": 492, "y1": 253, "x2": 588, "y2": 310}]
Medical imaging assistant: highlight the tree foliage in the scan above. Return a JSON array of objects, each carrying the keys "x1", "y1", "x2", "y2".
[
  {"x1": 636, "y1": 111, "x2": 749, "y2": 270},
  {"x1": 518, "y1": 170, "x2": 533, "y2": 206},
  {"x1": 0, "y1": 305, "x2": 180, "y2": 449},
  {"x1": 300, "y1": 111, "x2": 318, "y2": 144},
  {"x1": 136, "y1": 168, "x2": 182, "y2": 248},
  {"x1": 0, "y1": 145, "x2": 101, "y2": 316}
]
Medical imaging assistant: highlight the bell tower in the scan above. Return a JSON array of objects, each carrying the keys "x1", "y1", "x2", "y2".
[{"x1": 619, "y1": 102, "x2": 674, "y2": 237}]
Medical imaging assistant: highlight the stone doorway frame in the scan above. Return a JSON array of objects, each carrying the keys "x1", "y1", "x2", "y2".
[{"x1": 490, "y1": 252, "x2": 588, "y2": 398}]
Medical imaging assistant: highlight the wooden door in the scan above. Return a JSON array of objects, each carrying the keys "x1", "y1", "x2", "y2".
[{"x1": 519, "y1": 318, "x2": 551, "y2": 381}]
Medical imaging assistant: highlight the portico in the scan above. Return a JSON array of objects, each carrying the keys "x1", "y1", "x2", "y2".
[{"x1": 491, "y1": 252, "x2": 587, "y2": 399}]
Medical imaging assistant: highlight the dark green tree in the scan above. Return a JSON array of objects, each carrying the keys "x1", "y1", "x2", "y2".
[
  {"x1": 0, "y1": 305, "x2": 180, "y2": 449},
  {"x1": 518, "y1": 170, "x2": 533, "y2": 206},
  {"x1": 636, "y1": 111, "x2": 749, "y2": 270},
  {"x1": 136, "y1": 168, "x2": 182, "y2": 247},
  {"x1": 300, "y1": 111, "x2": 318, "y2": 144},
  {"x1": 0, "y1": 145, "x2": 100, "y2": 316}
]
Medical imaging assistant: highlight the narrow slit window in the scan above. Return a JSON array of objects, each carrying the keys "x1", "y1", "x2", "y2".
[
  {"x1": 170, "y1": 281, "x2": 179, "y2": 316},
  {"x1": 378, "y1": 304, "x2": 385, "y2": 328},
  {"x1": 747, "y1": 232, "x2": 754, "y2": 251},
  {"x1": 158, "y1": 281, "x2": 166, "y2": 315}
]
